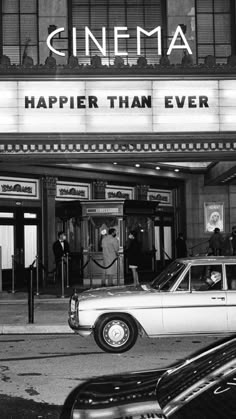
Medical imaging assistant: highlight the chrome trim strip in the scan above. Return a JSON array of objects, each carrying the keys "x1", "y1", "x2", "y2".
[{"x1": 79, "y1": 303, "x2": 234, "y2": 312}]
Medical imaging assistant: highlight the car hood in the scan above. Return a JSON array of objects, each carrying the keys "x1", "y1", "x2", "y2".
[
  {"x1": 61, "y1": 368, "x2": 167, "y2": 419},
  {"x1": 79, "y1": 283, "x2": 152, "y2": 300},
  {"x1": 156, "y1": 335, "x2": 236, "y2": 418}
]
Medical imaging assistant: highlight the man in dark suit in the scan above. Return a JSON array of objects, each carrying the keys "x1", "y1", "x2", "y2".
[{"x1": 53, "y1": 231, "x2": 70, "y2": 280}]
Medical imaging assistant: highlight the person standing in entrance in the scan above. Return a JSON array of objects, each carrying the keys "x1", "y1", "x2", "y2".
[
  {"x1": 223, "y1": 225, "x2": 236, "y2": 256},
  {"x1": 101, "y1": 228, "x2": 119, "y2": 287},
  {"x1": 126, "y1": 230, "x2": 141, "y2": 286},
  {"x1": 175, "y1": 233, "x2": 187, "y2": 258},
  {"x1": 53, "y1": 231, "x2": 70, "y2": 280},
  {"x1": 208, "y1": 227, "x2": 224, "y2": 256}
]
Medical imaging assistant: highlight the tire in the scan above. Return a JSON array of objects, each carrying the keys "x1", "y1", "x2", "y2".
[{"x1": 94, "y1": 314, "x2": 138, "y2": 353}]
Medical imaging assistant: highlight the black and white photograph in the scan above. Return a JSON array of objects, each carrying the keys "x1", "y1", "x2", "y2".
[{"x1": 0, "y1": 1, "x2": 236, "y2": 418}]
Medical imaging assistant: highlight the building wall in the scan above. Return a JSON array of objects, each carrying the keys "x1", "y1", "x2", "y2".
[
  {"x1": 38, "y1": 0, "x2": 68, "y2": 65},
  {"x1": 228, "y1": 185, "x2": 236, "y2": 227},
  {"x1": 186, "y1": 174, "x2": 230, "y2": 255},
  {"x1": 37, "y1": 0, "x2": 198, "y2": 66},
  {"x1": 167, "y1": 0, "x2": 196, "y2": 64}
]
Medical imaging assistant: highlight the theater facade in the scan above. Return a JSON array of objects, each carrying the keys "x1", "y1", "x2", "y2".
[{"x1": 0, "y1": 0, "x2": 236, "y2": 289}]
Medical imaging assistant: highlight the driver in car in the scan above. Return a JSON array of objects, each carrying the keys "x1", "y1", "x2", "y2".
[{"x1": 199, "y1": 271, "x2": 222, "y2": 291}]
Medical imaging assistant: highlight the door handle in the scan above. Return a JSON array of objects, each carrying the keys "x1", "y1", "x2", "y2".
[{"x1": 211, "y1": 297, "x2": 225, "y2": 301}]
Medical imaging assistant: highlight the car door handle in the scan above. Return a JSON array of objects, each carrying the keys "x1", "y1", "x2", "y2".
[{"x1": 211, "y1": 297, "x2": 225, "y2": 301}]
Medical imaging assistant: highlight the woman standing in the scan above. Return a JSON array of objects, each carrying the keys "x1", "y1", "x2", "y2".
[{"x1": 126, "y1": 231, "x2": 141, "y2": 285}]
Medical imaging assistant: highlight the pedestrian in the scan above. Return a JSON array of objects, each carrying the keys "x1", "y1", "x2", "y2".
[
  {"x1": 126, "y1": 230, "x2": 141, "y2": 286},
  {"x1": 175, "y1": 233, "x2": 187, "y2": 258},
  {"x1": 222, "y1": 225, "x2": 236, "y2": 256},
  {"x1": 208, "y1": 227, "x2": 224, "y2": 256},
  {"x1": 101, "y1": 227, "x2": 119, "y2": 286},
  {"x1": 53, "y1": 231, "x2": 70, "y2": 280}
]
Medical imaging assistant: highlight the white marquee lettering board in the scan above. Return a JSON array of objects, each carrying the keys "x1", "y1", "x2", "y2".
[{"x1": 0, "y1": 79, "x2": 234, "y2": 133}]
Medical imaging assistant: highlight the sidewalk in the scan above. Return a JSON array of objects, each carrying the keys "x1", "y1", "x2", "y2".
[{"x1": 0, "y1": 284, "x2": 82, "y2": 335}]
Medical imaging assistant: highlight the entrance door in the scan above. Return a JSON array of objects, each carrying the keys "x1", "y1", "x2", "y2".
[
  {"x1": 0, "y1": 208, "x2": 40, "y2": 290},
  {"x1": 154, "y1": 213, "x2": 175, "y2": 272}
]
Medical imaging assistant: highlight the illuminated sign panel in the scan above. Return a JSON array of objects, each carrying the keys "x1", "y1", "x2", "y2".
[
  {"x1": 56, "y1": 181, "x2": 90, "y2": 200},
  {"x1": 0, "y1": 79, "x2": 236, "y2": 133}
]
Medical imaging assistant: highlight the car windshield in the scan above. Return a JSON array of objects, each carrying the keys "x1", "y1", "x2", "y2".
[{"x1": 151, "y1": 261, "x2": 186, "y2": 291}]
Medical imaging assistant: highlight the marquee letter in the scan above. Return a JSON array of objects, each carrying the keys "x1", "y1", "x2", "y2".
[
  {"x1": 72, "y1": 27, "x2": 77, "y2": 56},
  {"x1": 25, "y1": 96, "x2": 35, "y2": 108},
  {"x1": 137, "y1": 26, "x2": 162, "y2": 55},
  {"x1": 85, "y1": 27, "x2": 106, "y2": 56},
  {"x1": 46, "y1": 27, "x2": 65, "y2": 57},
  {"x1": 167, "y1": 25, "x2": 192, "y2": 55},
  {"x1": 114, "y1": 27, "x2": 130, "y2": 56}
]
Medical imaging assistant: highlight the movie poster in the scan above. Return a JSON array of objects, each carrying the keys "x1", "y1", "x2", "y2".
[{"x1": 204, "y1": 202, "x2": 224, "y2": 233}]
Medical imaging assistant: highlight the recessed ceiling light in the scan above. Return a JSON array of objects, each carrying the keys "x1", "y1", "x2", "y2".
[
  {"x1": 135, "y1": 163, "x2": 140, "y2": 168},
  {"x1": 113, "y1": 162, "x2": 118, "y2": 165},
  {"x1": 174, "y1": 168, "x2": 180, "y2": 172},
  {"x1": 155, "y1": 166, "x2": 160, "y2": 170}
]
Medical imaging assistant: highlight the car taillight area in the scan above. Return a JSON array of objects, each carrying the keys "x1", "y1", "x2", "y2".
[{"x1": 70, "y1": 370, "x2": 167, "y2": 419}]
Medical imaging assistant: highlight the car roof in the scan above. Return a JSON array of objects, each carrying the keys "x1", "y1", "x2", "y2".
[{"x1": 177, "y1": 256, "x2": 236, "y2": 264}]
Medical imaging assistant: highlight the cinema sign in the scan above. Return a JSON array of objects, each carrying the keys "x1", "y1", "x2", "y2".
[
  {"x1": 47, "y1": 25, "x2": 192, "y2": 57},
  {"x1": 1, "y1": 79, "x2": 236, "y2": 133}
]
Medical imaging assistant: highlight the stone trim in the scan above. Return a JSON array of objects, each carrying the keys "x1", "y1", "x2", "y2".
[
  {"x1": 1, "y1": 57, "x2": 236, "y2": 76},
  {"x1": 0, "y1": 137, "x2": 236, "y2": 156}
]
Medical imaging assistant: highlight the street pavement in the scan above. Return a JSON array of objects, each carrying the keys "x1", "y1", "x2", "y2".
[{"x1": 0, "y1": 284, "x2": 79, "y2": 334}]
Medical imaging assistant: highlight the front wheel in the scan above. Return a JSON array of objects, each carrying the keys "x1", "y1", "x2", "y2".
[{"x1": 94, "y1": 314, "x2": 138, "y2": 353}]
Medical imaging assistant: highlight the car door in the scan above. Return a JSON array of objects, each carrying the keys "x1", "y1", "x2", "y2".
[
  {"x1": 225, "y1": 263, "x2": 236, "y2": 331},
  {"x1": 161, "y1": 264, "x2": 227, "y2": 335}
]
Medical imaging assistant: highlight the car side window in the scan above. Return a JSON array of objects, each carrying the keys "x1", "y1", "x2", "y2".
[
  {"x1": 191, "y1": 264, "x2": 223, "y2": 291},
  {"x1": 225, "y1": 264, "x2": 236, "y2": 290},
  {"x1": 176, "y1": 266, "x2": 211, "y2": 291},
  {"x1": 176, "y1": 271, "x2": 190, "y2": 291},
  {"x1": 190, "y1": 266, "x2": 207, "y2": 290}
]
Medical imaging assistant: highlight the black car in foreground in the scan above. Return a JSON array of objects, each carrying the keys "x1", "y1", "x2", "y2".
[{"x1": 61, "y1": 335, "x2": 236, "y2": 419}]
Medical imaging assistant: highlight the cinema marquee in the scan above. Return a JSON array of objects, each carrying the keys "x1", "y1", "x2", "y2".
[{"x1": 47, "y1": 25, "x2": 192, "y2": 58}]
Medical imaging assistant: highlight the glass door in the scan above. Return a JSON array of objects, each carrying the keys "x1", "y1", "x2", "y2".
[
  {"x1": 154, "y1": 213, "x2": 174, "y2": 272},
  {"x1": 0, "y1": 208, "x2": 40, "y2": 290}
]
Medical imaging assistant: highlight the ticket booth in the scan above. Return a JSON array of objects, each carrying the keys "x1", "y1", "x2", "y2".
[
  {"x1": 81, "y1": 199, "x2": 159, "y2": 287},
  {"x1": 56, "y1": 199, "x2": 159, "y2": 288}
]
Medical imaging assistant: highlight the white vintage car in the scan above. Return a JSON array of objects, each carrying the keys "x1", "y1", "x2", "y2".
[{"x1": 68, "y1": 256, "x2": 236, "y2": 353}]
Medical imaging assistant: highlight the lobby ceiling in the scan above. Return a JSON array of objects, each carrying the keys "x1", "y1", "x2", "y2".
[{"x1": 0, "y1": 159, "x2": 236, "y2": 186}]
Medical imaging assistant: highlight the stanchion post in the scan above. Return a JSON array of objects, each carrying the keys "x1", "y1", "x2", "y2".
[
  {"x1": 88, "y1": 254, "x2": 93, "y2": 288},
  {"x1": 0, "y1": 247, "x2": 2, "y2": 292},
  {"x1": 117, "y1": 255, "x2": 120, "y2": 286},
  {"x1": 61, "y1": 257, "x2": 65, "y2": 298},
  {"x1": 11, "y1": 255, "x2": 15, "y2": 294},
  {"x1": 28, "y1": 267, "x2": 34, "y2": 324},
  {"x1": 36, "y1": 255, "x2": 39, "y2": 296},
  {"x1": 66, "y1": 253, "x2": 69, "y2": 288}
]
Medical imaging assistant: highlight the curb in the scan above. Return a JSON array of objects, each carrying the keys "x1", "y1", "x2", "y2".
[
  {"x1": 0, "y1": 324, "x2": 74, "y2": 334},
  {"x1": 0, "y1": 298, "x2": 70, "y2": 305}
]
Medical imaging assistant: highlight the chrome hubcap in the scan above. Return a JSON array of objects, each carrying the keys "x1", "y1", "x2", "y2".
[{"x1": 103, "y1": 320, "x2": 130, "y2": 347}]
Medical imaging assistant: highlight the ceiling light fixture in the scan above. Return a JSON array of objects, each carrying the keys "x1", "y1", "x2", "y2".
[
  {"x1": 155, "y1": 166, "x2": 160, "y2": 170},
  {"x1": 135, "y1": 164, "x2": 140, "y2": 168},
  {"x1": 174, "y1": 168, "x2": 180, "y2": 172}
]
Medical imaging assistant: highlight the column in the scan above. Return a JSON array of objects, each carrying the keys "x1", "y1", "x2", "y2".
[
  {"x1": 42, "y1": 176, "x2": 57, "y2": 278},
  {"x1": 135, "y1": 184, "x2": 149, "y2": 201},
  {"x1": 92, "y1": 181, "x2": 107, "y2": 199}
]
